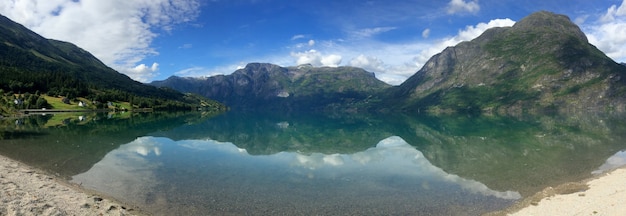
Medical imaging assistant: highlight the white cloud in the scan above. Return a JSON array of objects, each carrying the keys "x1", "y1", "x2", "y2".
[
  {"x1": 422, "y1": 28, "x2": 431, "y2": 38},
  {"x1": 291, "y1": 49, "x2": 342, "y2": 67},
  {"x1": 376, "y1": 73, "x2": 411, "y2": 85},
  {"x1": 413, "y1": 18, "x2": 515, "y2": 68},
  {"x1": 574, "y1": 15, "x2": 589, "y2": 26},
  {"x1": 291, "y1": 50, "x2": 321, "y2": 66},
  {"x1": 349, "y1": 55, "x2": 386, "y2": 72},
  {"x1": 351, "y1": 26, "x2": 397, "y2": 38},
  {"x1": 291, "y1": 34, "x2": 306, "y2": 40},
  {"x1": 0, "y1": 0, "x2": 200, "y2": 82},
  {"x1": 348, "y1": 54, "x2": 412, "y2": 84},
  {"x1": 321, "y1": 54, "x2": 342, "y2": 67},
  {"x1": 279, "y1": 18, "x2": 514, "y2": 85},
  {"x1": 599, "y1": 0, "x2": 626, "y2": 22},
  {"x1": 292, "y1": 39, "x2": 316, "y2": 49},
  {"x1": 130, "y1": 63, "x2": 159, "y2": 81},
  {"x1": 584, "y1": 0, "x2": 626, "y2": 63},
  {"x1": 446, "y1": 0, "x2": 480, "y2": 15},
  {"x1": 174, "y1": 64, "x2": 246, "y2": 78},
  {"x1": 174, "y1": 67, "x2": 208, "y2": 77}
]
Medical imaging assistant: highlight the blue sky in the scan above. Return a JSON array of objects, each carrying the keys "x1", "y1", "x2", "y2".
[{"x1": 1, "y1": 0, "x2": 626, "y2": 85}]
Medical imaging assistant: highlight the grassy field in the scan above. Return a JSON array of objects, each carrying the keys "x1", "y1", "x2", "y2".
[
  {"x1": 42, "y1": 95, "x2": 90, "y2": 110},
  {"x1": 42, "y1": 95, "x2": 132, "y2": 110}
]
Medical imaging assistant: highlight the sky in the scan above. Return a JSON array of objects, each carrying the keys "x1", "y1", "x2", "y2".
[{"x1": 1, "y1": 0, "x2": 626, "y2": 85}]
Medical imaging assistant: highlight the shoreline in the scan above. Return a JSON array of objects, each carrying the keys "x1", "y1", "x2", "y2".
[
  {"x1": 2, "y1": 151, "x2": 625, "y2": 216},
  {"x1": 487, "y1": 166, "x2": 626, "y2": 216},
  {"x1": 0, "y1": 154, "x2": 142, "y2": 216}
]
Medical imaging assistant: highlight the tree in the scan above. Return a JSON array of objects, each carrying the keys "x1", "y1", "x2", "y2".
[{"x1": 35, "y1": 97, "x2": 49, "y2": 109}]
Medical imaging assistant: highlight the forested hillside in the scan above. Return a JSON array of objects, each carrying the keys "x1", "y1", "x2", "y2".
[{"x1": 0, "y1": 14, "x2": 226, "y2": 116}]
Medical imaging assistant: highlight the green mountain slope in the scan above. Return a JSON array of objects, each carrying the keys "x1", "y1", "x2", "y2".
[
  {"x1": 0, "y1": 14, "x2": 225, "y2": 113},
  {"x1": 153, "y1": 11, "x2": 626, "y2": 115},
  {"x1": 392, "y1": 11, "x2": 626, "y2": 114},
  {"x1": 151, "y1": 63, "x2": 391, "y2": 112}
]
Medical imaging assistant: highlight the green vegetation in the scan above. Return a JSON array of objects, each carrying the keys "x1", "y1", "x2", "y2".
[
  {"x1": 0, "y1": 14, "x2": 227, "y2": 116},
  {"x1": 395, "y1": 11, "x2": 626, "y2": 115},
  {"x1": 0, "y1": 91, "x2": 50, "y2": 114},
  {"x1": 0, "y1": 111, "x2": 219, "y2": 176},
  {"x1": 152, "y1": 63, "x2": 390, "y2": 113},
  {"x1": 291, "y1": 67, "x2": 389, "y2": 96},
  {"x1": 0, "y1": 83, "x2": 227, "y2": 117}
]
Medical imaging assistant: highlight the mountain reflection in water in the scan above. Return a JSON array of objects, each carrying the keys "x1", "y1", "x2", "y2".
[
  {"x1": 72, "y1": 135, "x2": 519, "y2": 215},
  {"x1": 2, "y1": 111, "x2": 626, "y2": 215}
]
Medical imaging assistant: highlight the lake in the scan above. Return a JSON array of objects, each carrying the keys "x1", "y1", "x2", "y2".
[{"x1": 1, "y1": 111, "x2": 626, "y2": 215}]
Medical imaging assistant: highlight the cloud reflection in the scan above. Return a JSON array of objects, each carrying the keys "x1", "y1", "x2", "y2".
[
  {"x1": 73, "y1": 135, "x2": 521, "y2": 206},
  {"x1": 291, "y1": 136, "x2": 522, "y2": 200},
  {"x1": 295, "y1": 153, "x2": 345, "y2": 169},
  {"x1": 178, "y1": 139, "x2": 248, "y2": 153},
  {"x1": 71, "y1": 137, "x2": 166, "y2": 203},
  {"x1": 126, "y1": 136, "x2": 162, "y2": 156},
  {"x1": 593, "y1": 150, "x2": 626, "y2": 174}
]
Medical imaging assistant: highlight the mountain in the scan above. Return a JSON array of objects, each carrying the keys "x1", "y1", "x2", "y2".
[
  {"x1": 153, "y1": 11, "x2": 626, "y2": 115},
  {"x1": 0, "y1": 14, "x2": 225, "y2": 112},
  {"x1": 151, "y1": 63, "x2": 391, "y2": 112},
  {"x1": 392, "y1": 11, "x2": 626, "y2": 114}
]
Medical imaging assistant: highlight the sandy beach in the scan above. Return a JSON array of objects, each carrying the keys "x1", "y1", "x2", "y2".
[
  {"x1": 0, "y1": 154, "x2": 139, "y2": 216},
  {"x1": 488, "y1": 167, "x2": 626, "y2": 216}
]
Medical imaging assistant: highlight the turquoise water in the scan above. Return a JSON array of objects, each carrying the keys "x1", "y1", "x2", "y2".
[{"x1": 1, "y1": 111, "x2": 626, "y2": 215}]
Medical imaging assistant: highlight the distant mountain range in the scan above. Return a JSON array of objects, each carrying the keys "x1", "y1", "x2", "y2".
[
  {"x1": 0, "y1": 14, "x2": 225, "y2": 112},
  {"x1": 151, "y1": 63, "x2": 391, "y2": 112},
  {"x1": 152, "y1": 11, "x2": 626, "y2": 114}
]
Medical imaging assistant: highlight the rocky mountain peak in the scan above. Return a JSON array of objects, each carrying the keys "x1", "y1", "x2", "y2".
[
  {"x1": 394, "y1": 11, "x2": 626, "y2": 114},
  {"x1": 235, "y1": 62, "x2": 287, "y2": 76},
  {"x1": 512, "y1": 11, "x2": 588, "y2": 43}
]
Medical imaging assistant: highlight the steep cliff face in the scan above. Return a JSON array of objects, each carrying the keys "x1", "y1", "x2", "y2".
[
  {"x1": 395, "y1": 11, "x2": 626, "y2": 114},
  {"x1": 152, "y1": 63, "x2": 391, "y2": 111},
  {"x1": 204, "y1": 63, "x2": 291, "y2": 105}
]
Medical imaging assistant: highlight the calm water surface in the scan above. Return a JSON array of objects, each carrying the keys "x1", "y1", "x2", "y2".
[{"x1": 1, "y1": 111, "x2": 626, "y2": 215}]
